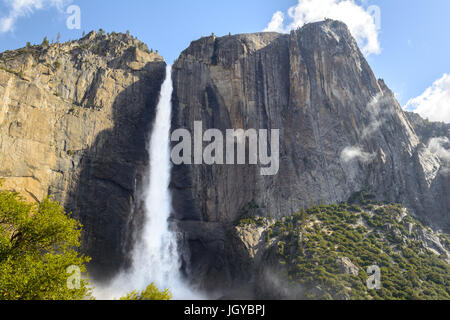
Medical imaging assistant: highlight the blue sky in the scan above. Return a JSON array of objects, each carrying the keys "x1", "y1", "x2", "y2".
[{"x1": 0, "y1": 0, "x2": 449, "y2": 119}]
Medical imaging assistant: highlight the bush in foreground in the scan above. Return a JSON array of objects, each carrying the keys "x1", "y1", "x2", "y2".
[
  {"x1": 120, "y1": 283, "x2": 172, "y2": 300},
  {"x1": 0, "y1": 187, "x2": 91, "y2": 300}
]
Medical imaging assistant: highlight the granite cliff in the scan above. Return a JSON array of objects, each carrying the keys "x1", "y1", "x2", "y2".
[
  {"x1": 170, "y1": 20, "x2": 449, "y2": 292},
  {"x1": 0, "y1": 31, "x2": 166, "y2": 279}
]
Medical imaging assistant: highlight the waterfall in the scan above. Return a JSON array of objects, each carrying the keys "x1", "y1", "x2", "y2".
[
  {"x1": 96, "y1": 65, "x2": 198, "y2": 299},
  {"x1": 127, "y1": 64, "x2": 182, "y2": 294}
]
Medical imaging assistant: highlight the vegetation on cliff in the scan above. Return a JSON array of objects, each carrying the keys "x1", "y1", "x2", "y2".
[{"x1": 239, "y1": 194, "x2": 450, "y2": 300}]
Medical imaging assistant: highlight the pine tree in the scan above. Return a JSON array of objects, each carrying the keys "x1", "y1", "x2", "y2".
[
  {"x1": 41, "y1": 36, "x2": 49, "y2": 47},
  {"x1": 300, "y1": 208, "x2": 307, "y2": 225}
]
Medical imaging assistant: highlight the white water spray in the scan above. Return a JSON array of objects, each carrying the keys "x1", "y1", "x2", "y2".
[{"x1": 96, "y1": 65, "x2": 199, "y2": 299}]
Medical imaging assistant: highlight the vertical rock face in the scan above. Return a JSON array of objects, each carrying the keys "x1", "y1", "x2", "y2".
[
  {"x1": 171, "y1": 20, "x2": 449, "y2": 291},
  {"x1": 0, "y1": 31, "x2": 166, "y2": 279}
]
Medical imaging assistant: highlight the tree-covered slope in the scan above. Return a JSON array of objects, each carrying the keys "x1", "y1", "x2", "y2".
[{"x1": 236, "y1": 194, "x2": 449, "y2": 300}]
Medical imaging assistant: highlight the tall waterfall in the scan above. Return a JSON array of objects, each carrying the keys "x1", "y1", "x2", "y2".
[
  {"x1": 96, "y1": 65, "x2": 198, "y2": 299},
  {"x1": 127, "y1": 64, "x2": 182, "y2": 294}
]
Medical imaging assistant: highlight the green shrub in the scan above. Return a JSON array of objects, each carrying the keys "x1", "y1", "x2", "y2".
[
  {"x1": 120, "y1": 283, "x2": 172, "y2": 300},
  {"x1": 0, "y1": 186, "x2": 92, "y2": 300},
  {"x1": 265, "y1": 202, "x2": 450, "y2": 300}
]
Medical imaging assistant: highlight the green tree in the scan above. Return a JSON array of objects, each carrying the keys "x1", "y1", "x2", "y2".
[
  {"x1": 300, "y1": 208, "x2": 307, "y2": 225},
  {"x1": 120, "y1": 283, "x2": 172, "y2": 300},
  {"x1": 41, "y1": 37, "x2": 49, "y2": 47},
  {"x1": 0, "y1": 187, "x2": 91, "y2": 300}
]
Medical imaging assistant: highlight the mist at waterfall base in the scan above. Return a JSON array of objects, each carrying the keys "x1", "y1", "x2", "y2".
[{"x1": 94, "y1": 65, "x2": 203, "y2": 300}]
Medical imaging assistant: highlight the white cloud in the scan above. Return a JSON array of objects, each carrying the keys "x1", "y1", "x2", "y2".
[
  {"x1": 362, "y1": 119, "x2": 383, "y2": 138},
  {"x1": 427, "y1": 137, "x2": 450, "y2": 176},
  {"x1": 264, "y1": 11, "x2": 285, "y2": 34},
  {"x1": 405, "y1": 74, "x2": 450, "y2": 124},
  {"x1": 428, "y1": 137, "x2": 450, "y2": 162},
  {"x1": 340, "y1": 146, "x2": 376, "y2": 163},
  {"x1": 264, "y1": 0, "x2": 381, "y2": 56},
  {"x1": 361, "y1": 93, "x2": 395, "y2": 138},
  {"x1": 0, "y1": 0, "x2": 70, "y2": 33}
]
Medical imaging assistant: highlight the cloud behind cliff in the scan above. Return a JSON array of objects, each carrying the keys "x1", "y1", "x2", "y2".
[
  {"x1": 263, "y1": 0, "x2": 381, "y2": 56},
  {"x1": 340, "y1": 146, "x2": 376, "y2": 163},
  {"x1": 428, "y1": 137, "x2": 450, "y2": 162},
  {"x1": 0, "y1": 0, "x2": 70, "y2": 33},
  {"x1": 405, "y1": 74, "x2": 450, "y2": 124}
]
